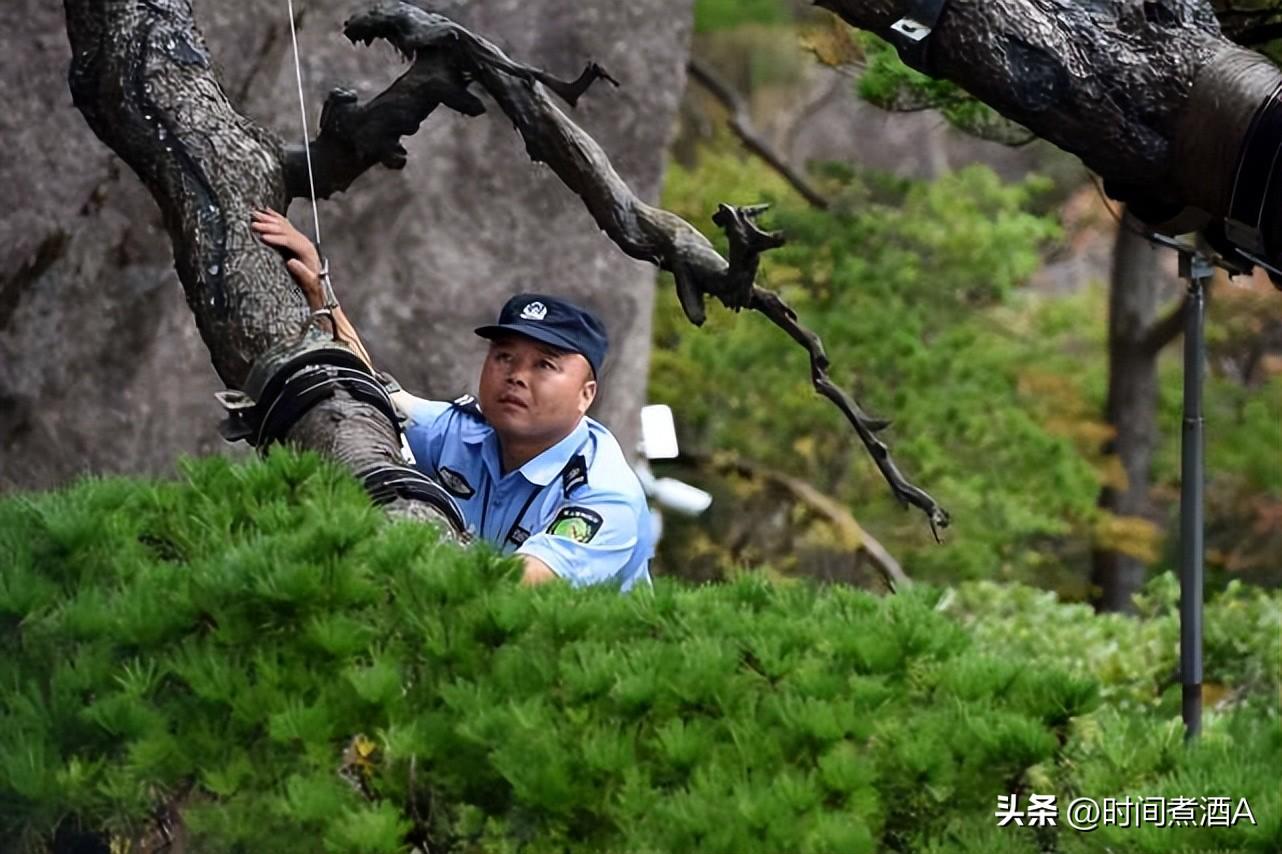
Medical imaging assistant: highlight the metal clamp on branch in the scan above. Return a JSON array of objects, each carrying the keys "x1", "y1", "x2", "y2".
[
  {"x1": 214, "y1": 335, "x2": 392, "y2": 448},
  {"x1": 887, "y1": 0, "x2": 951, "y2": 74},
  {"x1": 215, "y1": 333, "x2": 467, "y2": 537}
]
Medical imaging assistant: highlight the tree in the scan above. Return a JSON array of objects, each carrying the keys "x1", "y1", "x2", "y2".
[
  {"x1": 43, "y1": 0, "x2": 702, "y2": 525},
  {"x1": 1091, "y1": 212, "x2": 1186, "y2": 612},
  {"x1": 2, "y1": 0, "x2": 689, "y2": 492},
  {"x1": 55, "y1": 0, "x2": 1282, "y2": 539}
]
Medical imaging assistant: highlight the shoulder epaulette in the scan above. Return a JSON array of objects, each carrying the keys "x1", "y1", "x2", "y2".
[
  {"x1": 562, "y1": 454, "x2": 588, "y2": 497},
  {"x1": 451, "y1": 394, "x2": 484, "y2": 420}
]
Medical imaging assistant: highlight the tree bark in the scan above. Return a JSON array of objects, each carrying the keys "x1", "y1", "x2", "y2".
[
  {"x1": 1090, "y1": 212, "x2": 1182, "y2": 612},
  {"x1": 65, "y1": 0, "x2": 295, "y2": 386},
  {"x1": 818, "y1": 0, "x2": 1282, "y2": 258}
]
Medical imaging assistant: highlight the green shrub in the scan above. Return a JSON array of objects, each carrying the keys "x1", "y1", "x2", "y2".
[{"x1": 0, "y1": 452, "x2": 1276, "y2": 852}]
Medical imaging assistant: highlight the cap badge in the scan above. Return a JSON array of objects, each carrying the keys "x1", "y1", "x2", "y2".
[{"x1": 519, "y1": 301, "x2": 548, "y2": 321}]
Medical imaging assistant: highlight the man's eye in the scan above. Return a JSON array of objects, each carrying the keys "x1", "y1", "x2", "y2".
[{"x1": 540, "y1": 360, "x2": 557, "y2": 370}]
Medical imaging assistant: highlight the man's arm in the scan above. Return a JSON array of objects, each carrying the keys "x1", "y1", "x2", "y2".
[
  {"x1": 520, "y1": 555, "x2": 560, "y2": 586},
  {"x1": 251, "y1": 208, "x2": 375, "y2": 370},
  {"x1": 517, "y1": 494, "x2": 647, "y2": 589}
]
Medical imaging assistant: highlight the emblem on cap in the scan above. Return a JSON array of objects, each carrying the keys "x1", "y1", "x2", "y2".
[{"x1": 519, "y1": 301, "x2": 548, "y2": 321}]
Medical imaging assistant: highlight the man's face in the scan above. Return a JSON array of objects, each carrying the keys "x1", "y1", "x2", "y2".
[{"x1": 478, "y1": 333, "x2": 597, "y2": 447}]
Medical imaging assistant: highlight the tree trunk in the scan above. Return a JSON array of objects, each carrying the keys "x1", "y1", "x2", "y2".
[
  {"x1": 1090, "y1": 212, "x2": 1183, "y2": 612},
  {"x1": 59, "y1": 0, "x2": 463, "y2": 527},
  {"x1": 818, "y1": 0, "x2": 1282, "y2": 255}
]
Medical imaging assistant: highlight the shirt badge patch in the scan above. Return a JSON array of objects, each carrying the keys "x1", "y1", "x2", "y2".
[
  {"x1": 436, "y1": 466, "x2": 475, "y2": 499},
  {"x1": 520, "y1": 301, "x2": 548, "y2": 321},
  {"x1": 546, "y1": 506, "x2": 603, "y2": 544}
]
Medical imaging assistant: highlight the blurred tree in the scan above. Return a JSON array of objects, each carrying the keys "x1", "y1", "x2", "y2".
[{"x1": 1090, "y1": 213, "x2": 1185, "y2": 612}]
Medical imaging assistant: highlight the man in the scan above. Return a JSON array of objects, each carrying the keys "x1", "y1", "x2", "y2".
[{"x1": 252, "y1": 208, "x2": 652, "y2": 591}]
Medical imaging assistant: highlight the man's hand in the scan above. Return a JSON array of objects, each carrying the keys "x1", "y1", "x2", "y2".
[
  {"x1": 251, "y1": 208, "x2": 324, "y2": 307},
  {"x1": 251, "y1": 207, "x2": 375, "y2": 369}
]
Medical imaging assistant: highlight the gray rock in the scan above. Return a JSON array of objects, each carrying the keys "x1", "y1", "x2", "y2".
[{"x1": 0, "y1": 0, "x2": 692, "y2": 491}]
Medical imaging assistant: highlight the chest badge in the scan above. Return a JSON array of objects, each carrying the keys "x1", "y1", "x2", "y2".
[{"x1": 436, "y1": 466, "x2": 475, "y2": 499}]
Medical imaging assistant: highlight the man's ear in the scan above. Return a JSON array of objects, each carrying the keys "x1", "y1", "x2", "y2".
[{"x1": 579, "y1": 377, "x2": 598, "y2": 414}]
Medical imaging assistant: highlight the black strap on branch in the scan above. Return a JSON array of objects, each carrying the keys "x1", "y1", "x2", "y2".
[
  {"x1": 254, "y1": 363, "x2": 398, "y2": 447},
  {"x1": 216, "y1": 343, "x2": 395, "y2": 447},
  {"x1": 357, "y1": 463, "x2": 467, "y2": 532},
  {"x1": 887, "y1": 0, "x2": 950, "y2": 74},
  {"x1": 215, "y1": 341, "x2": 466, "y2": 535},
  {"x1": 1224, "y1": 80, "x2": 1282, "y2": 273}
]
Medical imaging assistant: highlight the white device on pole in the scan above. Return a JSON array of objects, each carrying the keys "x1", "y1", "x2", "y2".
[
  {"x1": 650, "y1": 477, "x2": 713, "y2": 516},
  {"x1": 635, "y1": 404, "x2": 712, "y2": 518},
  {"x1": 640, "y1": 404, "x2": 680, "y2": 460}
]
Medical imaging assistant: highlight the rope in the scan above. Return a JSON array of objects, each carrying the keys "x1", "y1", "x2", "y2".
[
  {"x1": 285, "y1": 0, "x2": 322, "y2": 255},
  {"x1": 284, "y1": 0, "x2": 340, "y2": 324}
]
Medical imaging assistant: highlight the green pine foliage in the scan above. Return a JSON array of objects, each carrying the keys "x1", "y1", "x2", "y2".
[
  {"x1": 1, "y1": 452, "x2": 1277, "y2": 852},
  {"x1": 854, "y1": 33, "x2": 1037, "y2": 145},
  {"x1": 947, "y1": 578, "x2": 1282, "y2": 853}
]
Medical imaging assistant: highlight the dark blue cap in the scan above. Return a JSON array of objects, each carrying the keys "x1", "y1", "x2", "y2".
[{"x1": 475, "y1": 293, "x2": 609, "y2": 378}]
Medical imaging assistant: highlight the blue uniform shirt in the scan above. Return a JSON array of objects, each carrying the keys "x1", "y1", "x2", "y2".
[{"x1": 400, "y1": 395, "x2": 653, "y2": 592}]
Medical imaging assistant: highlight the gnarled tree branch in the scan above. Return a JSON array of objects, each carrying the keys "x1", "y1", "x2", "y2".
[
  {"x1": 816, "y1": 0, "x2": 1282, "y2": 268},
  {"x1": 680, "y1": 68, "x2": 949, "y2": 532},
  {"x1": 340, "y1": 1, "x2": 948, "y2": 531}
]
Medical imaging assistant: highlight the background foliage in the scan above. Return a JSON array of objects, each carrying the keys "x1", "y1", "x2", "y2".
[{"x1": 650, "y1": 0, "x2": 1282, "y2": 597}]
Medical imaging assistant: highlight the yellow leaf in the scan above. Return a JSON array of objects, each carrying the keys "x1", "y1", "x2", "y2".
[
  {"x1": 1092, "y1": 513, "x2": 1162, "y2": 563},
  {"x1": 341, "y1": 732, "x2": 380, "y2": 783},
  {"x1": 799, "y1": 17, "x2": 863, "y2": 67},
  {"x1": 792, "y1": 435, "x2": 817, "y2": 462},
  {"x1": 1093, "y1": 454, "x2": 1129, "y2": 491}
]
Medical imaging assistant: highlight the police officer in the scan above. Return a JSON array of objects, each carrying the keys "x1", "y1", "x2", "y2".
[{"x1": 253, "y1": 208, "x2": 652, "y2": 591}]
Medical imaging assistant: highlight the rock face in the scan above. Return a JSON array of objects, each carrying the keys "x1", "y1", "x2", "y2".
[{"x1": 0, "y1": 0, "x2": 692, "y2": 491}]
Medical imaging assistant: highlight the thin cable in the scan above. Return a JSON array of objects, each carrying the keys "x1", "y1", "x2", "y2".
[
  {"x1": 286, "y1": 0, "x2": 322, "y2": 255},
  {"x1": 285, "y1": 0, "x2": 340, "y2": 335}
]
